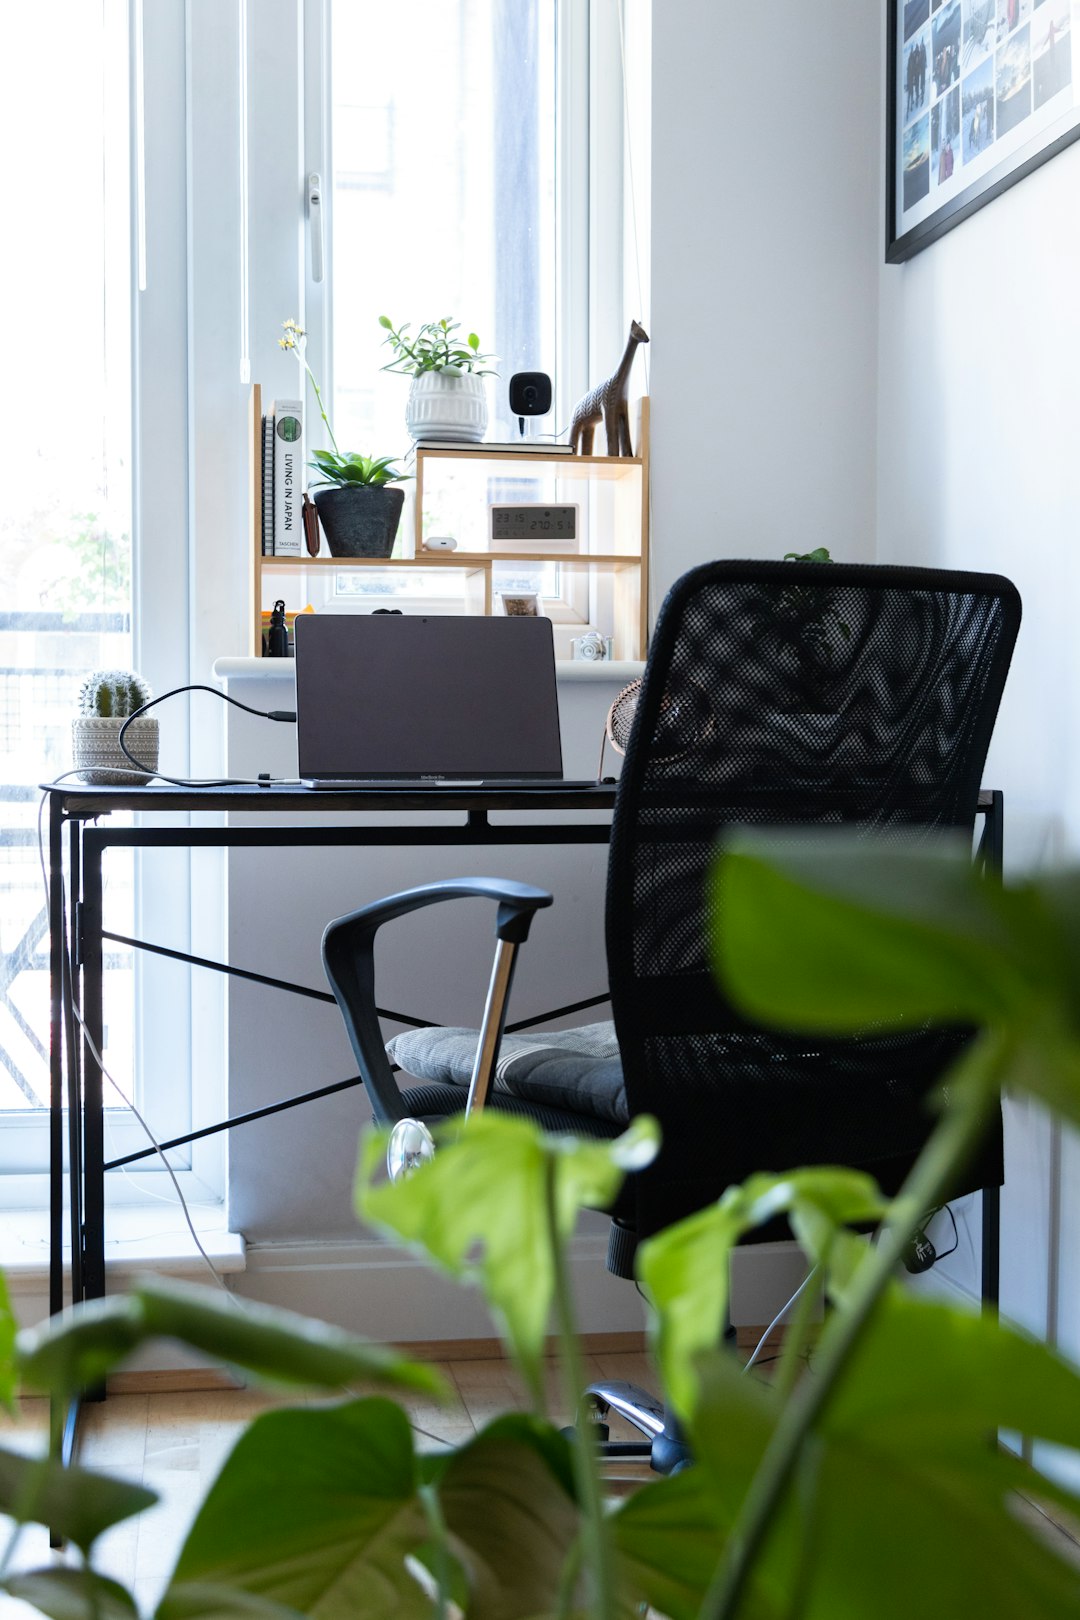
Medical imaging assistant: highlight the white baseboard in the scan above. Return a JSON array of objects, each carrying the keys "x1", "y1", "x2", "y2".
[
  {"x1": 10, "y1": 1231, "x2": 646, "y2": 1374},
  {"x1": 235, "y1": 1232, "x2": 647, "y2": 1344},
  {"x1": 10, "y1": 1224, "x2": 855, "y2": 1375}
]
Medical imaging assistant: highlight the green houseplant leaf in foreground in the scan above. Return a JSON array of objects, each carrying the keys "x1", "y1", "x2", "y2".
[
  {"x1": 156, "y1": 1403, "x2": 588, "y2": 1620},
  {"x1": 677, "y1": 1288, "x2": 1080, "y2": 1620},
  {"x1": 638, "y1": 1166, "x2": 886, "y2": 1421},
  {"x1": 15, "y1": 832, "x2": 1080, "y2": 1617},
  {"x1": 685, "y1": 829, "x2": 1080, "y2": 1620},
  {"x1": 0, "y1": 1444, "x2": 156, "y2": 1556},
  {"x1": 16, "y1": 1277, "x2": 444, "y2": 1404},
  {"x1": 710, "y1": 831, "x2": 1080, "y2": 1126},
  {"x1": 358, "y1": 1111, "x2": 659, "y2": 1407}
]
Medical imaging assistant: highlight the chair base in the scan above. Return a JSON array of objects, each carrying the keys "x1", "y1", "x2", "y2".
[{"x1": 581, "y1": 1380, "x2": 693, "y2": 1474}]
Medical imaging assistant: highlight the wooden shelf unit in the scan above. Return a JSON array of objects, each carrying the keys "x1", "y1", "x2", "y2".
[{"x1": 250, "y1": 386, "x2": 649, "y2": 657}]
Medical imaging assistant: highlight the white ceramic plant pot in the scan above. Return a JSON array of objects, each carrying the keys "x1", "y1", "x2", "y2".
[
  {"x1": 405, "y1": 371, "x2": 488, "y2": 443},
  {"x1": 72, "y1": 715, "x2": 160, "y2": 786}
]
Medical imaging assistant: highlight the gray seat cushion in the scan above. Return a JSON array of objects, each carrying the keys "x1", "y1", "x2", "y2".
[{"x1": 386, "y1": 1020, "x2": 629, "y2": 1126}]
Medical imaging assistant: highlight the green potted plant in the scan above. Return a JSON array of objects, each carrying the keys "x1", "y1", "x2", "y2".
[
  {"x1": 746, "y1": 546, "x2": 852, "y2": 711},
  {"x1": 379, "y1": 314, "x2": 498, "y2": 444},
  {"x1": 280, "y1": 319, "x2": 411, "y2": 557},
  {"x1": 71, "y1": 669, "x2": 158, "y2": 785},
  {"x1": 12, "y1": 843, "x2": 1080, "y2": 1620},
  {"x1": 14, "y1": 848, "x2": 1080, "y2": 1615}
]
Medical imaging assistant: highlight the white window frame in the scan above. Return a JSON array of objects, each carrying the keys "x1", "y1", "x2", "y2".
[
  {"x1": 0, "y1": 0, "x2": 220, "y2": 1209},
  {"x1": 5, "y1": 0, "x2": 640, "y2": 1210}
]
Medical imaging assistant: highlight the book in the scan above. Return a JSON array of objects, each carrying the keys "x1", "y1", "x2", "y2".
[
  {"x1": 261, "y1": 414, "x2": 274, "y2": 556},
  {"x1": 272, "y1": 398, "x2": 304, "y2": 556}
]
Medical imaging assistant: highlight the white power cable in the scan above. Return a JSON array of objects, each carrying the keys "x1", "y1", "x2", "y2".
[
  {"x1": 70, "y1": 1010, "x2": 226, "y2": 1291},
  {"x1": 743, "y1": 1264, "x2": 820, "y2": 1374}
]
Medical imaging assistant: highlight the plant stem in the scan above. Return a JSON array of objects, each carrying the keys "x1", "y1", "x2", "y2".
[
  {"x1": 698, "y1": 1032, "x2": 1006, "y2": 1620},
  {"x1": 418, "y1": 1482, "x2": 450, "y2": 1620},
  {"x1": 544, "y1": 1156, "x2": 616, "y2": 1620},
  {"x1": 301, "y1": 361, "x2": 340, "y2": 458},
  {"x1": 555, "y1": 1536, "x2": 585, "y2": 1620}
]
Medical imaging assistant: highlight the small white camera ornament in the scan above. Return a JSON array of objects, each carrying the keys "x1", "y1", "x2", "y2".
[{"x1": 571, "y1": 632, "x2": 613, "y2": 661}]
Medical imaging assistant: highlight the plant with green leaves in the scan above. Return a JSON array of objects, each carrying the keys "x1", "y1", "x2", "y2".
[
  {"x1": 307, "y1": 449, "x2": 410, "y2": 491},
  {"x1": 76, "y1": 670, "x2": 150, "y2": 719},
  {"x1": 378, "y1": 315, "x2": 498, "y2": 377},
  {"x1": 746, "y1": 546, "x2": 851, "y2": 706},
  {"x1": 7, "y1": 835, "x2": 1080, "y2": 1616},
  {"x1": 279, "y1": 318, "x2": 411, "y2": 491}
]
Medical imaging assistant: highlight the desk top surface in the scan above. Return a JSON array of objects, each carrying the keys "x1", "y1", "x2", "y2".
[{"x1": 43, "y1": 780, "x2": 619, "y2": 815}]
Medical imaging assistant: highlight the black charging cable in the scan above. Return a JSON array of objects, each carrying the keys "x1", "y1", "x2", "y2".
[
  {"x1": 901, "y1": 1202, "x2": 959, "y2": 1274},
  {"x1": 117, "y1": 683, "x2": 296, "y2": 787}
]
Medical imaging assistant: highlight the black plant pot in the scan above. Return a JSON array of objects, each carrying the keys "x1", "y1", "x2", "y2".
[{"x1": 312, "y1": 485, "x2": 405, "y2": 558}]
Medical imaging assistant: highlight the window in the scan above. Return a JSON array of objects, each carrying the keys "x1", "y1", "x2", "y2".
[
  {"x1": 326, "y1": 0, "x2": 559, "y2": 454},
  {"x1": 0, "y1": 0, "x2": 202, "y2": 1202},
  {"x1": 4, "y1": 0, "x2": 644, "y2": 1202},
  {"x1": 0, "y1": 1, "x2": 134, "y2": 1179},
  {"x1": 243, "y1": 0, "x2": 642, "y2": 631}
]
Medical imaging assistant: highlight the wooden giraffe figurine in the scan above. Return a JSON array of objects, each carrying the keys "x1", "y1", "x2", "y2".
[{"x1": 569, "y1": 320, "x2": 649, "y2": 457}]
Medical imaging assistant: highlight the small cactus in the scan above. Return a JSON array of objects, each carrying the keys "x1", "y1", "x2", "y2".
[{"x1": 77, "y1": 670, "x2": 152, "y2": 719}]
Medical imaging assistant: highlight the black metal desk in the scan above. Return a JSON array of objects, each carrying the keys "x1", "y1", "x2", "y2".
[{"x1": 44, "y1": 781, "x2": 618, "y2": 1323}]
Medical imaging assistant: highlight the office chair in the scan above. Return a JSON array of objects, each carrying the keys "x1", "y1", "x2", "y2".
[{"x1": 322, "y1": 559, "x2": 1022, "y2": 1471}]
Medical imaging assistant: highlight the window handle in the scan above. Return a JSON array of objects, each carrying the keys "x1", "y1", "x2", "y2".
[{"x1": 308, "y1": 172, "x2": 324, "y2": 284}]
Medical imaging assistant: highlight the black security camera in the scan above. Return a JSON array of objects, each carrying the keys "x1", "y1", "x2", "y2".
[{"x1": 509, "y1": 372, "x2": 552, "y2": 417}]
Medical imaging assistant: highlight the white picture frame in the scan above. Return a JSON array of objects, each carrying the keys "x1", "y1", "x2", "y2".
[{"x1": 496, "y1": 591, "x2": 542, "y2": 617}]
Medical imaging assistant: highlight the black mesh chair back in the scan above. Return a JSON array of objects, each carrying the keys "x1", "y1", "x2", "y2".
[{"x1": 606, "y1": 560, "x2": 1021, "y2": 1246}]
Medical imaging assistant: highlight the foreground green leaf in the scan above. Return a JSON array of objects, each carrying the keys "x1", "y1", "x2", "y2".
[
  {"x1": 690, "y1": 1289, "x2": 1080, "y2": 1619},
  {"x1": 0, "y1": 1270, "x2": 19, "y2": 1411},
  {"x1": 0, "y1": 1443, "x2": 155, "y2": 1552},
  {"x1": 639, "y1": 1167, "x2": 884, "y2": 1420},
  {"x1": 357, "y1": 1113, "x2": 658, "y2": 1403},
  {"x1": 149, "y1": 1588, "x2": 306, "y2": 1619},
  {"x1": 17, "y1": 1279, "x2": 444, "y2": 1400},
  {"x1": 611, "y1": 1465, "x2": 779, "y2": 1620},
  {"x1": 17, "y1": 1297, "x2": 146, "y2": 1396},
  {"x1": 425, "y1": 1415, "x2": 582, "y2": 1619},
  {"x1": 4, "y1": 1568, "x2": 140, "y2": 1620},
  {"x1": 712, "y1": 832, "x2": 1080, "y2": 1137},
  {"x1": 159, "y1": 1399, "x2": 430, "y2": 1620},
  {"x1": 712, "y1": 833, "x2": 1055, "y2": 1034}
]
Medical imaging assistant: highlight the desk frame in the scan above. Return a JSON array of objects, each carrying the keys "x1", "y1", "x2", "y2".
[
  {"x1": 46, "y1": 783, "x2": 617, "y2": 1323},
  {"x1": 45, "y1": 782, "x2": 1003, "y2": 1345}
]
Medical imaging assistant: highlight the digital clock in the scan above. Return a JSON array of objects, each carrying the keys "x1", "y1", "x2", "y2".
[{"x1": 489, "y1": 501, "x2": 581, "y2": 552}]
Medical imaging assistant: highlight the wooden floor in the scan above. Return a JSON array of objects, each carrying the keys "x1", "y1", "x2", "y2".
[
  {"x1": 0, "y1": 1348, "x2": 656, "y2": 1613},
  {"x1": 5, "y1": 1347, "x2": 1079, "y2": 1614}
]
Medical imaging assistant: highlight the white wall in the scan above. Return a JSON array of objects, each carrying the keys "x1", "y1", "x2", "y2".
[
  {"x1": 650, "y1": 0, "x2": 882, "y2": 606},
  {"x1": 651, "y1": 1, "x2": 1074, "y2": 1371},
  {"x1": 878, "y1": 148, "x2": 1080, "y2": 871},
  {"x1": 210, "y1": 0, "x2": 885, "y2": 1333},
  {"x1": 877, "y1": 115, "x2": 1080, "y2": 1404}
]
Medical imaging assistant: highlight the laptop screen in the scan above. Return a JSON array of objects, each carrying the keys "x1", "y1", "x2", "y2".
[{"x1": 294, "y1": 614, "x2": 564, "y2": 781}]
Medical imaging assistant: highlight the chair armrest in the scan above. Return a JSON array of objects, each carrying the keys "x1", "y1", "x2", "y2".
[{"x1": 321, "y1": 879, "x2": 553, "y2": 1124}]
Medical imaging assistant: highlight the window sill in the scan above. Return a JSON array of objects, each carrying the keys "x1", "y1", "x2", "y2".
[
  {"x1": 0, "y1": 1205, "x2": 246, "y2": 1292},
  {"x1": 212, "y1": 655, "x2": 645, "y2": 683}
]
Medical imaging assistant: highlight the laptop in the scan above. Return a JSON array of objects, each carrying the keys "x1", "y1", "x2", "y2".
[{"x1": 294, "y1": 613, "x2": 591, "y2": 788}]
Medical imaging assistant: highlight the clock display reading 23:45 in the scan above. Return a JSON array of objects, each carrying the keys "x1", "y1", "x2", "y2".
[{"x1": 489, "y1": 502, "x2": 581, "y2": 553}]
